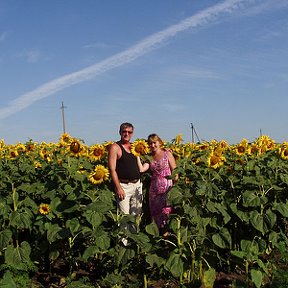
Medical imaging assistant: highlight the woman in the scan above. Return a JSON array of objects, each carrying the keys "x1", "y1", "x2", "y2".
[{"x1": 138, "y1": 133, "x2": 177, "y2": 231}]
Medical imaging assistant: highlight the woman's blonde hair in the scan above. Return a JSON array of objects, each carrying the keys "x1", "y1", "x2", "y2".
[{"x1": 147, "y1": 133, "x2": 164, "y2": 146}]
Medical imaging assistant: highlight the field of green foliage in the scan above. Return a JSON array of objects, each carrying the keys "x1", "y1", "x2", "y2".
[{"x1": 1, "y1": 134, "x2": 288, "y2": 287}]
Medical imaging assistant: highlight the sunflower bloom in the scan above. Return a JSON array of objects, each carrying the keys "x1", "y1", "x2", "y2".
[
  {"x1": 68, "y1": 139, "x2": 86, "y2": 157},
  {"x1": 196, "y1": 142, "x2": 209, "y2": 151},
  {"x1": 26, "y1": 142, "x2": 36, "y2": 152},
  {"x1": 131, "y1": 139, "x2": 150, "y2": 157},
  {"x1": 0, "y1": 139, "x2": 5, "y2": 149},
  {"x1": 8, "y1": 147, "x2": 19, "y2": 159},
  {"x1": 207, "y1": 152, "x2": 226, "y2": 169},
  {"x1": 279, "y1": 143, "x2": 288, "y2": 160},
  {"x1": 234, "y1": 139, "x2": 249, "y2": 156},
  {"x1": 256, "y1": 135, "x2": 275, "y2": 153},
  {"x1": 39, "y1": 204, "x2": 51, "y2": 215},
  {"x1": 34, "y1": 161, "x2": 42, "y2": 168},
  {"x1": 88, "y1": 165, "x2": 110, "y2": 185},
  {"x1": 174, "y1": 134, "x2": 183, "y2": 145},
  {"x1": 89, "y1": 144, "x2": 106, "y2": 161},
  {"x1": 59, "y1": 133, "x2": 73, "y2": 147},
  {"x1": 39, "y1": 149, "x2": 53, "y2": 162}
]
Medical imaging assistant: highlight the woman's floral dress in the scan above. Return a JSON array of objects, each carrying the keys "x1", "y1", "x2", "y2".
[{"x1": 149, "y1": 150, "x2": 173, "y2": 229}]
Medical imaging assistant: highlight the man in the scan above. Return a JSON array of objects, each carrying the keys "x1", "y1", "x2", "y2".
[{"x1": 108, "y1": 122, "x2": 143, "y2": 217}]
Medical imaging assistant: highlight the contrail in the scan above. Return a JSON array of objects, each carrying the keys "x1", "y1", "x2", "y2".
[{"x1": 0, "y1": 0, "x2": 249, "y2": 119}]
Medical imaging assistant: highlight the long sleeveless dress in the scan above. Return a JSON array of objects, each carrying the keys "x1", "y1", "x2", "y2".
[{"x1": 149, "y1": 150, "x2": 173, "y2": 229}]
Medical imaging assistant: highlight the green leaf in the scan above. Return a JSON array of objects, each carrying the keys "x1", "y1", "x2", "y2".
[
  {"x1": 230, "y1": 250, "x2": 245, "y2": 259},
  {"x1": 212, "y1": 228, "x2": 232, "y2": 249},
  {"x1": 5, "y1": 241, "x2": 31, "y2": 271},
  {"x1": 0, "y1": 271, "x2": 17, "y2": 288},
  {"x1": 146, "y1": 254, "x2": 165, "y2": 268},
  {"x1": 64, "y1": 184, "x2": 73, "y2": 193},
  {"x1": 240, "y1": 239, "x2": 259, "y2": 260},
  {"x1": 167, "y1": 187, "x2": 183, "y2": 205},
  {"x1": 46, "y1": 224, "x2": 63, "y2": 243},
  {"x1": 165, "y1": 252, "x2": 184, "y2": 278},
  {"x1": 56, "y1": 200, "x2": 78, "y2": 213},
  {"x1": 95, "y1": 232, "x2": 111, "y2": 251},
  {"x1": 249, "y1": 211, "x2": 264, "y2": 234},
  {"x1": 203, "y1": 268, "x2": 216, "y2": 288},
  {"x1": 84, "y1": 210, "x2": 103, "y2": 229},
  {"x1": 230, "y1": 203, "x2": 249, "y2": 222},
  {"x1": 130, "y1": 232, "x2": 152, "y2": 252},
  {"x1": 0, "y1": 229, "x2": 12, "y2": 250},
  {"x1": 274, "y1": 202, "x2": 288, "y2": 217},
  {"x1": 269, "y1": 231, "x2": 278, "y2": 246},
  {"x1": 82, "y1": 246, "x2": 99, "y2": 261},
  {"x1": 9, "y1": 209, "x2": 33, "y2": 229},
  {"x1": 251, "y1": 269, "x2": 263, "y2": 288},
  {"x1": 145, "y1": 222, "x2": 159, "y2": 237},
  {"x1": 242, "y1": 191, "x2": 261, "y2": 207},
  {"x1": 264, "y1": 209, "x2": 277, "y2": 230},
  {"x1": 66, "y1": 218, "x2": 80, "y2": 234}
]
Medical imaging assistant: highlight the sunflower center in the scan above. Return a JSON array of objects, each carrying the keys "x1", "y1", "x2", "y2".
[
  {"x1": 93, "y1": 170, "x2": 105, "y2": 180},
  {"x1": 70, "y1": 141, "x2": 80, "y2": 153},
  {"x1": 93, "y1": 148, "x2": 103, "y2": 156}
]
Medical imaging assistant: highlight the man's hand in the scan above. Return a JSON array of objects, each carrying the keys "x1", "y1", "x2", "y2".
[{"x1": 117, "y1": 187, "x2": 126, "y2": 201}]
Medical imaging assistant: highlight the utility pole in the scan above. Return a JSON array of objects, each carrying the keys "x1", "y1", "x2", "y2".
[
  {"x1": 60, "y1": 102, "x2": 66, "y2": 134},
  {"x1": 191, "y1": 123, "x2": 195, "y2": 143},
  {"x1": 190, "y1": 123, "x2": 200, "y2": 143}
]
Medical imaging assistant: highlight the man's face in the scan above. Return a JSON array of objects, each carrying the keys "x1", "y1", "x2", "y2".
[{"x1": 120, "y1": 127, "x2": 133, "y2": 142}]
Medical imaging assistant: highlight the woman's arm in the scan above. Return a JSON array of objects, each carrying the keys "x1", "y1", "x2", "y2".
[
  {"x1": 137, "y1": 156, "x2": 149, "y2": 172},
  {"x1": 167, "y1": 151, "x2": 178, "y2": 182}
]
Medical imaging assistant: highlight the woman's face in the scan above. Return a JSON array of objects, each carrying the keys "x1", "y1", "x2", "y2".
[{"x1": 148, "y1": 140, "x2": 161, "y2": 153}]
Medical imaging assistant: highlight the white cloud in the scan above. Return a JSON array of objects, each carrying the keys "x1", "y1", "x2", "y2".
[
  {"x1": 26, "y1": 49, "x2": 41, "y2": 63},
  {"x1": 0, "y1": 0, "x2": 251, "y2": 119}
]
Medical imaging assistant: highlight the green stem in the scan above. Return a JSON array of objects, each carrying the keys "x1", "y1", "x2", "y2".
[
  {"x1": 143, "y1": 274, "x2": 148, "y2": 288},
  {"x1": 12, "y1": 185, "x2": 17, "y2": 212},
  {"x1": 177, "y1": 217, "x2": 181, "y2": 246}
]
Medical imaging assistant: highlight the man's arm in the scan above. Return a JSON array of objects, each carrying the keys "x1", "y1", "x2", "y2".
[{"x1": 108, "y1": 143, "x2": 126, "y2": 200}]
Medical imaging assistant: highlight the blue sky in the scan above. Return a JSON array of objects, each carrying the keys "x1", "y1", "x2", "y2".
[{"x1": 1, "y1": 0, "x2": 288, "y2": 145}]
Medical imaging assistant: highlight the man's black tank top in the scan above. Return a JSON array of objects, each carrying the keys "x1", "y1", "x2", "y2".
[{"x1": 116, "y1": 141, "x2": 140, "y2": 180}]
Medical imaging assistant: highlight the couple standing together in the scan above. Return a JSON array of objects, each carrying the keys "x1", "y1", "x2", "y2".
[{"x1": 108, "y1": 122, "x2": 177, "y2": 232}]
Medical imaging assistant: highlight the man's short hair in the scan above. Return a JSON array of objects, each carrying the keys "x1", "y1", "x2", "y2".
[{"x1": 119, "y1": 122, "x2": 134, "y2": 134}]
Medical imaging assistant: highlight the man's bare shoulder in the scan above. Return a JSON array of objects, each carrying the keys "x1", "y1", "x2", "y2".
[{"x1": 109, "y1": 142, "x2": 121, "y2": 153}]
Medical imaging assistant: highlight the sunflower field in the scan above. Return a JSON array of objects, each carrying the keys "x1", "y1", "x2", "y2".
[{"x1": 1, "y1": 134, "x2": 288, "y2": 288}]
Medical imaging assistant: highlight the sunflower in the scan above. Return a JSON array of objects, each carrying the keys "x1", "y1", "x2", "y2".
[
  {"x1": 89, "y1": 144, "x2": 106, "y2": 161},
  {"x1": 218, "y1": 140, "x2": 229, "y2": 150},
  {"x1": 256, "y1": 135, "x2": 275, "y2": 153},
  {"x1": 39, "y1": 203, "x2": 51, "y2": 215},
  {"x1": 38, "y1": 148, "x2": 53, "y2": 162},
  {"x1": 173, "y1": 133, "x2": 183, "y2": 145},
  {"x1": 88, "y1": 165, "x2": 110, "y2": 185},
  {"x1": 68, "y1": 139, "x2": 86, "y2": 157},
  {"x1": 26, "y1": 142, "x2": 36, "y2": 152},
  {"x1": 196, "y1": 142, "x2": 209, "y2": 151},
  {"x1": 250, "y1": 143, "x2": 261, "y2": 156},
  {"x1": 59, "y1": 133, "x2": 73, "y2": 147},
  {"x1": 15, "y1": 143, "x2": 26, "y2": 155},
  {"x1": 0, "y1": 139, "x2": 5, "y2": 149},
  {"x1": 234, "y1": 139, "x2": 249, "y2": 156},
  {"x1": 34, "y1": 161, "x2": 42, "y2": 168},
  {"x1": 279, "y1": 143, "x2": 288, "y2": 160},
  {"x1": 207, "y1": 151, "x2": 226, "y2": 169},
  {"x1": 131, "y1": 139, "x2": 150, "y2": 157},
  {"x1": 8, "y1": 146, "x2": 19, "y2": 159}
]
